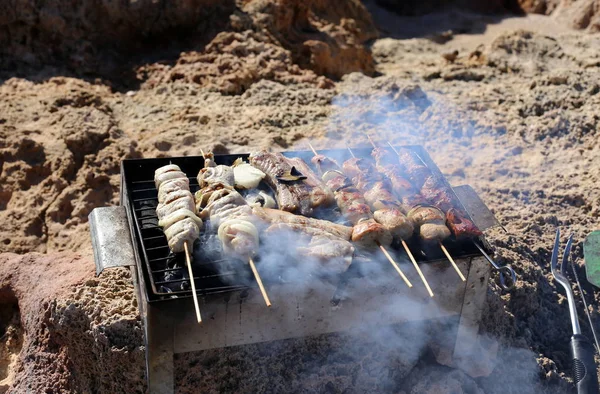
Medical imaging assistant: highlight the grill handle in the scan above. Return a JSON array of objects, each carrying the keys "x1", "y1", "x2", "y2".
[{"x1": 89, "y1": 206, "x2": 136, "y2": 275}]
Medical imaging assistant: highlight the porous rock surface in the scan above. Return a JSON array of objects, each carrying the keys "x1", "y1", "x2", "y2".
[{"x1": 1, "y1": 1, "x2": 600, "y2": 393}]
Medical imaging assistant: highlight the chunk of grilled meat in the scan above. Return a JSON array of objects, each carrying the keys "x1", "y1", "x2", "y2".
[
  {"x1": 407, "y1": 206, "x2": 450, "y2": 242},
  {"x1": 311, "y1": 154, "x2": 341, "y2": 174},
  {"x1": 351, "y1": 218, "x2": 393, "y2": 247},
  {"x1": 286, "y1": 157, "x2": 335, "y2": 207},
  {"x1": 371, "y1": 147, "x2": 424, "y2": 210},
  {"x1": 322, "y1": 170, "x2": 372, "y2": 224},
  {"x1": 249, "y1": 151, "x2": 330, "y2": 216},
  {"x1": 394, "y1": 148, "x2": 430, "y2": 190},
  {"x1": 265, "y1": 223, "x2": 354, "y2": 274},
  {"x1": 342, "y1": 158, "x2": 400, "y2": 211},
  {"x1": 420, "y1": 174, "x2": 454, "y2": 212},
  {"x1": 252, "y1": 206, "x2": 353, "y2": 240},
  {"x1": 158, "y1": 178, "x2": 190, "y2": 203},
  {"x1": 155, "y1": 164, "x2": 202, "y2": 253},
  {"x1": 342, "y1": 157, "x2": 414, "y2": 239},
  {"x1": 197, "y1": 164, "x2": 235, "y2": 189},
  {"x1": 446, "y1": 208, "x2": 482, "y2": 238}
]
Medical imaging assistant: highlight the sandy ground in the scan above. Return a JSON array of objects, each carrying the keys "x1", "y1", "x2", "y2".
[{"x1": 1, "y1": 0, "x2": 600, "y2": 392}]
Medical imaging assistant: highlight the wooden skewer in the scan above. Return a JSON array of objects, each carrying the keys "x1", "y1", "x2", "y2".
[
  {"x1": 401, "y1": 240, "x2": 434, "y2": 297},
  {"x1": 347, "y1": 146, "x2": 356, "y2": 158},
  {"x1": 307, "y1": 142, "x2": 318, "y2": 156},
  {"x1": 377, "y1": 241, "x2": 413, "y2": 287},
  {"x1": 183, "y1": 241, "x2": 202, "y2": 324},
  {"x1": 439, "y1": 241, "x2": 466, "y2": 281},
  {"x1": 249, "y1": 257, "x2": 272, "y2": 307}
]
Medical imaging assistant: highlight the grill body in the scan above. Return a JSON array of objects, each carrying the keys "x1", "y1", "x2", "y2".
[{"x1": 89, "y1": 146, "x2": 495, "y2": 393}]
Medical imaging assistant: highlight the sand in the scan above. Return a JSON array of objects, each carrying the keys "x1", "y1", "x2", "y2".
[{"x1": 0, "y1": 0, "x2": 599, "y2": 392}]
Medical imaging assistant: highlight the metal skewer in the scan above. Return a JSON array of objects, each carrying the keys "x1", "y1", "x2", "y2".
[
  {"x1": 308, "y1": 142, "x2": 412, "y2": 288},
  {"x1": 249, "y1": 257, "x2": 271, "y2": 307},
  {"x1": 183, "y1": 241, "x2": 202, "y2": 324}
]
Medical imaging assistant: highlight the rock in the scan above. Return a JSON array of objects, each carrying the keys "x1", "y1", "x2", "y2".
[{"x1": 0, "y1": 253, "x2": 144, "y2": 393}]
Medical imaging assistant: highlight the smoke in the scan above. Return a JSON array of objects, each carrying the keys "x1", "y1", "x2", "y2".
[{"x1": 180, "y1": 81, "x2": 567, "y2": 392}]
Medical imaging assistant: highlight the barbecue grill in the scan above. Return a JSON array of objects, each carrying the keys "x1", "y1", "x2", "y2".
[{"x1": 90, "y1": 146, "x2": 501, "y2": 393}]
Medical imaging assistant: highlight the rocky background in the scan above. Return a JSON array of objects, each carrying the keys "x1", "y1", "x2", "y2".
[{"x1": 1, "y1": 0, "x2": 599, "y2": 393}]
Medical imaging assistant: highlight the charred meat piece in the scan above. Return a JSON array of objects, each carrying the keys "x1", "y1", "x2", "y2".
[
  {"x1": 250, "y1": 151, "x2": 329, "y2": 216},
  {"x1": 446, "y1": 208, "x2": 482, "y2": 238},
  {"x1": 252, "y1": 206, "x2": 353, "y2": 240}
]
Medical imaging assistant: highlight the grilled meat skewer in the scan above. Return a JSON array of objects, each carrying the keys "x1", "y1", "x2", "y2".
[
  {"x1": 154, "y1": 164, "x2": 203, "y2": 253},
  {"x1": 249, "y1": 151, "x2": 334, "y2": 216},
  {"x1": 310, "y1": 154, "x2": 393, "y2": 247},
  {"x1": 369, "y1": 147, "x2": 450, "y2": 242},
  {"x1": 392, "y1": 146, "x2": 482, "y2": 239},
  {"x1": 341, "y1": 157, "x2": 415, "y2": 241}
]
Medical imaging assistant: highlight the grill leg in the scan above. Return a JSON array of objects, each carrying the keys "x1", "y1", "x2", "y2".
[
  {"x1": 452, "y1": 256, "x2": 494, "y2": 376},
  {"x1": 146, "y1": 302, "x2": 175, "y2": 394}
]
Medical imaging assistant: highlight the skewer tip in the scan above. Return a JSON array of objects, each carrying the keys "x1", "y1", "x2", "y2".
[{"x1": 307, "y1": 142, "x2": 318, "y2": 156}]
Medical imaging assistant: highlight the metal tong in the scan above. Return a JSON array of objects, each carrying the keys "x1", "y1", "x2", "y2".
[
  {"x1": 551, "y1": 229, "x2": 599, "y2": 394},
  {"x1": 473, "y1": 242, "x2": 516, "y2": 290}
]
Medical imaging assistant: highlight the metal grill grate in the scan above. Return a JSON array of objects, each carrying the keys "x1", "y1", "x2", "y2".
[{"x1": 122, "y1": 148, "x2": 485, "y2": 302}]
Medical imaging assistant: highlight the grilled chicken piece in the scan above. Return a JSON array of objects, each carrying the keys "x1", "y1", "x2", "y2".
[
  {"x1": 154, "y1": 164, "x2": 182, "y2": 186},
  {"x1": 164, "y1": 218, "x2": 200, "y2": 253},
  {"x1": 156, "y1": 196, "x2": 196, "y2": 220},
  {"x1": 218, "y1": 218, "x2": 259, "y2": 259},
  {"x1": 158, "y1": 208, "x2": 203, "y2": 231},
  {"x1": 198, "y1": 165, "x2": 235, "y2": 189},
  {"x1": 194, "y1": 182, "x2": 233, "y2": 210},
  {"x1": 158, "y1": 178, "x2": 190, "y2": 203},
  {"x1": 155, "y1": 170, "x2": 187, "y2": 190},
  {"x1": 446, "y1": 208, "x2": 482, "y2": 238},
  {"x1": 252, "y1": 206, "x2": 353, "y2": 240},
  {"x1": 250, "y1": 151, "x2": 329, "y2": 216},
  {"x1": 155, "y1": 163, "x2": 202, "y2": 253},
  {"x1": 407, "y1": 206, "x2": 450, "y2": 241},
  {"x1": 200, "y1": 189, "x2": 248, "y2": 221}
]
